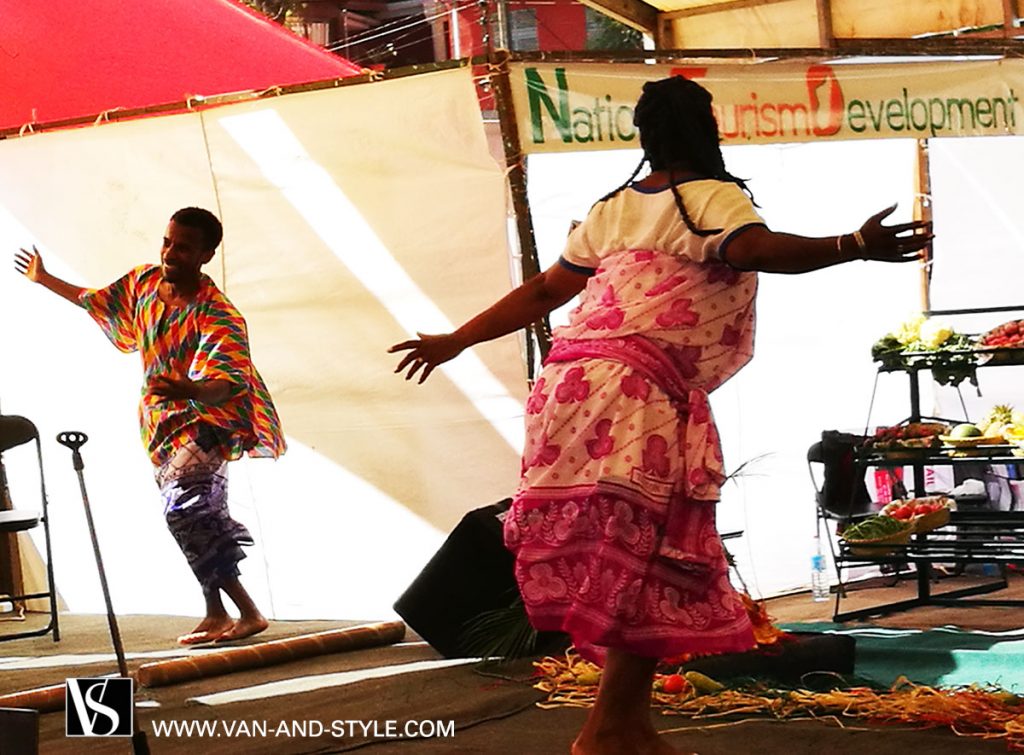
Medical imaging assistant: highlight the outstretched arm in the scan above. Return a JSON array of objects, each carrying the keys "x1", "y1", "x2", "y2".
[
  {"x1": 389, "y1": 261, "x2": 590, "y2": 383},
  {"x1": 14, "y1": 246, "x2": 87, "y2": 306},
  {"x1": 725, "y1": 205, "x2": 933, "y2": 273}
]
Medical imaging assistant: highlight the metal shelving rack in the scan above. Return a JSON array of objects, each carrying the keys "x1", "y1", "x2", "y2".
[{"x1": 830, "y1": 311, "x2": 1024, "y2": 622}]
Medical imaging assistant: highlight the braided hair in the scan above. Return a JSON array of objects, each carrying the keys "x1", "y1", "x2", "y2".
[{"x1": 596, "y1": 76, "x2": 752, "y2": 237}]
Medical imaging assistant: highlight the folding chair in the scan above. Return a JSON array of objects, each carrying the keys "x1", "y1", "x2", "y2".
[
  {"x1": 0, "y1": 415, "x2": 59, "y2": 641},
  {"x1": 808, "y1": 431, "x2": 878, "y2": 597}
]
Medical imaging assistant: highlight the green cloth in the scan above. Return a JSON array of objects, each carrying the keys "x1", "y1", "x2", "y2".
[{"x1": 781, "y1": 622, "x2": 1024, "y2": 692}]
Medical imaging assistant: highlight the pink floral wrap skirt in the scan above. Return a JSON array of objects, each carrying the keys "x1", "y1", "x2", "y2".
[{"x1": 503, "y1": 336, "x2": 756, "y2": 664}]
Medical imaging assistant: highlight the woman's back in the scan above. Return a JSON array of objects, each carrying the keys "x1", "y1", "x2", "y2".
[{"x1": 555, "y1": 179, "x2": 764, "y2": 390}]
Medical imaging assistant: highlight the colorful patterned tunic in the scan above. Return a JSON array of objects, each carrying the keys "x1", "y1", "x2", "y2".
[
  {"x1": 504, "y1": 178, "x2": 765, "y2": 664},
  {"x1": 80, "y1": 265, "x2": 286, "y2": 466}
]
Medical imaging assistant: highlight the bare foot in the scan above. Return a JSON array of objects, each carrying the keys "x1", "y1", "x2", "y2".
[
  {"x1": 215, "y1": 614, "x2": 269, "y2": 643},
  {"x1": 177, "y1": 616, "x2": 234, "y2": 646}
]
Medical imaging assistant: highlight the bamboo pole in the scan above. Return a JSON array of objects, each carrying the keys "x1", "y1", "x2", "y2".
[
  {"x1": 135, "y1": 620, "x2": 406, "y2": 688},
  {"x1": 0, "y1": 683, "x2": 65, "y2": 713},
  {"x1": 0, "y1": 622, "x2": 406, "y2": 710},
  {"x1": 488, "y1": 49, "x2": 551, "y2": 372},
  {"x1": 914, "y1": 138, "x2": 934, "y2": 313}
]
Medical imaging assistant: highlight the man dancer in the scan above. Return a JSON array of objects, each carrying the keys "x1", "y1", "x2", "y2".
[{"x1": 15, "y1": 207, "x2": 286, "y2": 644}]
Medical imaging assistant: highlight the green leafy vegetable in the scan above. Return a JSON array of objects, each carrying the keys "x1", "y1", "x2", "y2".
[{"x1": 841, "y1": 515, "x2": 909, "y2": 541}]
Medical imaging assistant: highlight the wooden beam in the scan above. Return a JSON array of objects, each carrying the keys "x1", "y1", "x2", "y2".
[
  {"x1": 1002, "y1": 0, "x2": 1020, "y2": 32},
  {"x1": 576, "y1": 0, "x2": 659, "y2": 35},
  {"x1": 832, "y1": 36, "x2": 1024, "y2": 53},
  {"x1": 657, "y1": 16, "x2": 674, "y2": 48},
  {"x1": 507, "y1": 36, "x2": 1024, "y2": 62},
  {"x1": 660, "y1": 0, "x2": 793, "y2": 22},
  {"x1": 816, "y1": 0, "x2": 835, "y2": 49}
]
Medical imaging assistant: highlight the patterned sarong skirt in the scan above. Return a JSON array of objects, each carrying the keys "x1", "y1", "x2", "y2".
[{"x1": 155, "y1": 426, "x2": 253, "y2": 589}]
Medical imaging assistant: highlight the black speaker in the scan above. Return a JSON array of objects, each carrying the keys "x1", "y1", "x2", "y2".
[
  {"x1": 0, "y1": 707, "x2": 38, "y2": 755},
  {"x1": 394, "y1": 499, "x2": 566, "y2": 658}
]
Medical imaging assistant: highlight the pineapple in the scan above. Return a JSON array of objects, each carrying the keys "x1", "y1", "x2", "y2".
[
  {"x1": 980, "y1": 404, "x2": 1015, "y2": 440},
  {"x1": 1007, "y1": 410, "x2": 1024, "y2": 442}
]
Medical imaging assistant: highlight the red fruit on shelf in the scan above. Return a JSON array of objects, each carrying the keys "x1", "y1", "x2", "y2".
[
  {"x1": 661, "y1": 674, "x2": 686, "y2": 694},
  {"x1": 983, "y1": 320, "x2": 1024, "y2": 348}
]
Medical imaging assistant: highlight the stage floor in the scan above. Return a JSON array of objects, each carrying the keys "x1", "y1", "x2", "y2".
[{"x1": 3, "y1": 569, "x2": 1023, "y2": 754}]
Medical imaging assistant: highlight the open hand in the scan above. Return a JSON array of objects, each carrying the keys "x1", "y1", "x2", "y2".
[
  {"x1": 388, "y1": 332, "x2": 467, "y2": 384},
  {"x1": 14, "y1": 245, "x2": 45, "y2": 281},
  {"x1": 857, "y1": 204, "x2": 933, "y2": 262}
]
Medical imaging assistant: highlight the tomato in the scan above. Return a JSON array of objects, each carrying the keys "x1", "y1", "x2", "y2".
[{"x1": 661, "y1": 673, "x2": 687, "y2": 694}]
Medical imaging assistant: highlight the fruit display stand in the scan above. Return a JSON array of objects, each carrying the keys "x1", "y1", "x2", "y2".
[
  {"x1": 830, "y1": 305, "x2": 1024, "y2": 622},
  {"x1": 833, "y1": 510, "x2": 1024, "y2": 622}
]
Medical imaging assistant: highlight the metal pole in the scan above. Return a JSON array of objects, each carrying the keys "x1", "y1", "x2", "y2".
[
  {"x1": 57, "y1": 432, "x2": 128, "y2": 677},
  {"x1": 57, "y1": 431, "x2": 149, "y2": 755}
]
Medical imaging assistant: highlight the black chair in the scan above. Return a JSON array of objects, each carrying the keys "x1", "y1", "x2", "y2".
[
  {"x1": 808, "y1": 431, "x2": 878, "y2": 597},
  {"x1": 0, "y1": 415, "x2": 59, "y2": 641}
]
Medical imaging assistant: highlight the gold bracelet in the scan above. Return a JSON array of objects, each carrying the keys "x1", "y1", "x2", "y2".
[{"x1": 853, "y1": 230, "x2": 867, "y2": 257}]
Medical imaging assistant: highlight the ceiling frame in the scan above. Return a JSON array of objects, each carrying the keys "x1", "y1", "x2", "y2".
[
  {"x1": 658, "y1": 0, "x2": 793, "y2": 22},
  {"x1": 507, "y1": 37, "x2": 1024, "y2": 63},
  {"x1": 581, "y1": 0, "x2": 1022, "y2": 48}
]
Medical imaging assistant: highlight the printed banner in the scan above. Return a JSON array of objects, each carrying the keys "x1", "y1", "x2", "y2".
[{"x1": 510, "y1": 61, "x2": 1024, "y2": 152}]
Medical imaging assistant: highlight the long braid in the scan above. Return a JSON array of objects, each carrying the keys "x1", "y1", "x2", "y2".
[
  {"x1": 667, "y1": 167, "x2": 711, "y2": 237},
  {"x1": 595, "y1": 156, "x2": 647, "y2": 206}
]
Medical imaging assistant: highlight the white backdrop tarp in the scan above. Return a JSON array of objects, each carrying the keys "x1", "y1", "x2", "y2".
[
  {"x1": 3, "y1": 62, "x2": 1019, "y2": 622},
  {"x1": 0, "y1": 67, "x2": 527, "y2": 621}
]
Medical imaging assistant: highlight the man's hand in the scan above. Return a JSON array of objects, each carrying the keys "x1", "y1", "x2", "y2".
[
  {"x1": 13, "y1": 245, "x2": 88, "y2": 306},
  {"x1": 150, "y1": 366, "x2": 234, "y2": 405},
  {"x1": 149, "y1": 366, "x2": 197, "y2": 402},
  {"x1": 14, "y1": 245, "x2": 46, "y2": 282}
]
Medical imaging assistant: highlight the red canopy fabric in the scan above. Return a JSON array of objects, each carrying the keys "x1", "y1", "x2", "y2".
[{"x1": 0, "y1": 0, "x2": 363, "y2": 131}]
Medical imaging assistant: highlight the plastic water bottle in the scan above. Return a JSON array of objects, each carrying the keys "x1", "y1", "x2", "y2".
[{"x1": 811, "y1": 536, "x2": 829, "y2": 602}]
